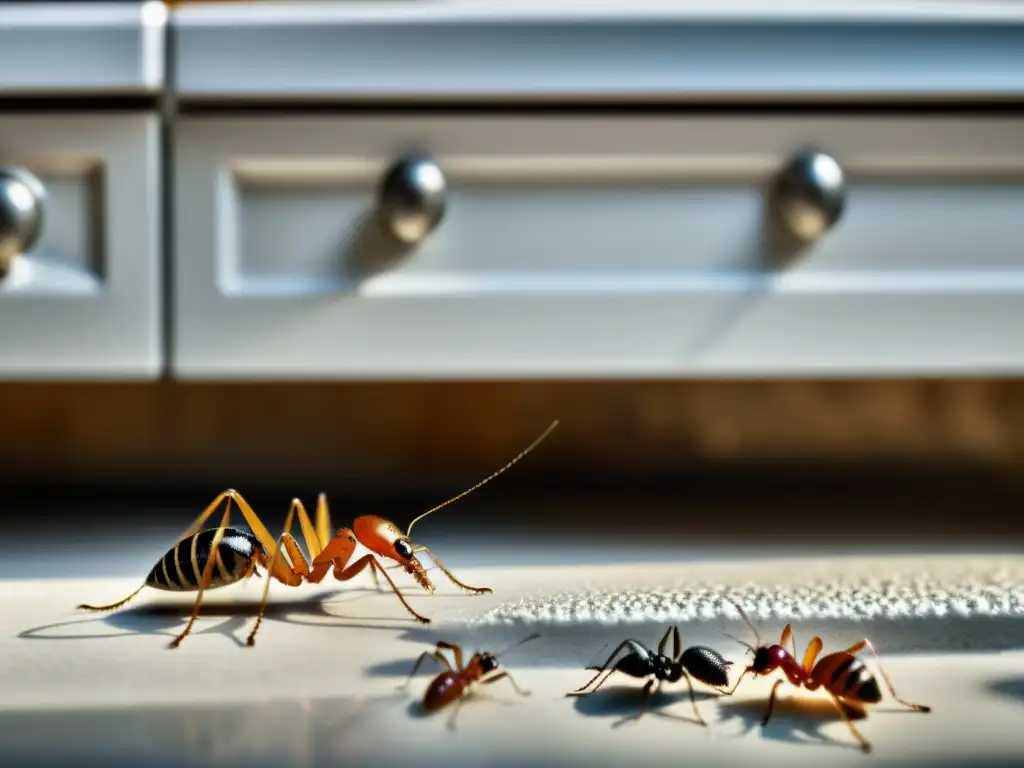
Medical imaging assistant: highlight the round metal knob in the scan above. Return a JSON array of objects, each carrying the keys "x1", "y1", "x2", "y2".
[
  {"x1": 772, "y1": 149, "x2": 846, "y2": 243},
  {"x1": 376, "y1": 155, "x2": 446, "y2": 246},
  {"x1": 0, "y1": 164, "x2": 46, "y2": 276}
]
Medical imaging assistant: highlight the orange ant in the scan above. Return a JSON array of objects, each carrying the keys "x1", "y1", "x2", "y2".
[
  {"x1": 718, "y1": 597, "x2": 931, "y2": 753},
  {"x1": 399, "y1": 633, "x2": 541, "y2": 729},
  {"x1": 77, "y1": 421, "x2": 559, "y2": 649}
]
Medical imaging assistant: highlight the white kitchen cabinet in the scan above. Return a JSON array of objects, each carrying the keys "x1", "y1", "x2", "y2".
[
  {"x1": 172, "y1": 115, "x2": 1024, "y2": 378},
  {"x1": 0, "y1": 114, "x2": 162, "y2": 378}
]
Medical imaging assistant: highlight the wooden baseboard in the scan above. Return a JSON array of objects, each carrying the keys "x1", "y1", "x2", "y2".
[{"x1": 0, "y1": 380, "x2": 1021, "y2": 492}]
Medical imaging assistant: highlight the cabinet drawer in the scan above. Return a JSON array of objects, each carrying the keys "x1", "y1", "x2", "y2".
[
  {"x1": 171, "y1": 1, "x2": 1024, "y2": 103},
  {"x1": 0, "y1": 3, "x2": 164, "y2": 95},
  {"x1": 0, "y1": 114, "x2": 161, "y2": 378},
  {"x1": 172, "y1": 115, "x2": 1024, "y2": 379}
]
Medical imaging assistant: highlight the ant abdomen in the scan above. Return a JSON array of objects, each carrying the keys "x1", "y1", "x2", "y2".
[{"x1": 681, "y1": 646, "x2": 732, "y2": 688}]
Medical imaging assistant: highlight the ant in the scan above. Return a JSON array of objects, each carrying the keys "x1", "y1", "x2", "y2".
[
  {"x1": 718, "y1": 597, "x2": 931, "y2": 753},
  {"x1": 566, "y1": 624, "x2": 733, "y2": 726},
  {"x1": 399, "y1": 633, "x2": 541, "y2": 729},
  {"x1": 76, "y1": 421, "x2": 559, "y2": 649}
]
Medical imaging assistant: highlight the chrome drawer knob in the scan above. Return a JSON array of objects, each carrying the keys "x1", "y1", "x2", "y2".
[
  {"x1": 0, "y1": 164, "x2": 46, "y2": 277},
  {"x1": 376, "y1": 156, "x2": 446, "y2": 246},
  {"x1": 772, "y1": 149, "x2": 846, "y2": 243}
]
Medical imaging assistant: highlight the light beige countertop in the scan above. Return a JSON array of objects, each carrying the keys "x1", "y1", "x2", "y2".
[{"x1": 2, "y1": 554, "x2": 1023, "y2": 766}]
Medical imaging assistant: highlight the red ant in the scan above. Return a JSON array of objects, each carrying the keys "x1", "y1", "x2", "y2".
[
  {"x1": 399, "y1": 633, "x2": 540, "y2": 729},
  {"x1": 719, "y1": 598, "x2": 931, "y2": 753},
  {"x1": 77, "y1": 421, "x2": 559, "y2": 648}
]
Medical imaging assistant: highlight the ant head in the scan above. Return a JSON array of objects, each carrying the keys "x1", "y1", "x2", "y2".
[
  {"x1": 390, "y1": 535, "x2": 433, "y2": 590},
  {"x1": 392, "y1": 537, "x2": 414, "y2": 562},
  {"x1": 353, "y1": 516, "x2": 420, "y2": 564},
  {"x1": 352, "y1": 516, "x2": 431, "y2": 589},
  {"x1": 751, "y1": 645, "x2": 782, "y2": 675},
  {"x1": 478, "y1": 653, "x2": 500, "y2": 674}
]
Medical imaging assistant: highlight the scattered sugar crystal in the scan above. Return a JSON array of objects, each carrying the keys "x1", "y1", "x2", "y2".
[{"x1": 471, "y1": 570, "x2": 1024, "y2": 626}]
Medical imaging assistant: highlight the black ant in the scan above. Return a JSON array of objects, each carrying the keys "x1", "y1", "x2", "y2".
[
  {"x1": 719, "y1": 598, "x2": 931, "y2": 753},
  {"x1": 566, "y1": 624, "x2": 733, "y2": 726},
  {"x1": 399, "y1": 633, "x2": 541, "y2": 730}
]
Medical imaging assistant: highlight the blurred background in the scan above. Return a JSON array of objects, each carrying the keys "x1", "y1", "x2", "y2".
[
  {"x1": 1, "y1": 1, "x2": 1023, "y2": 576},
  {"x1": 3, "y1": 379, "x2": 1022, "y2": 578}
]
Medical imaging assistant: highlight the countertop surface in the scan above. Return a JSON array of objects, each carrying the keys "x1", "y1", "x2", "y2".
[{"x1": 2, "y1": 551, "x2": 1023, "y2": 767}]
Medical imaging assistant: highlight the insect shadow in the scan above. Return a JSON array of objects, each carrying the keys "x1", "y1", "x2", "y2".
[
  {"x1": 402, "y1": 689, "x2": 520, "y2": 724},
  {"x1": 17, "y1": 588, "x2": 422, "y2": 648},
  {"x1": 570, "y1": 684, "x2": 717, "y2": 729},
  {"x1": 0, "y1": 690, "x2": 411, "y2": 766},
  {"x1": 716, "y1": 694, "x2": 920, "y2": 752},
  {"x1": 988, "y1": 676, "x2": 1024, "y2": 708}
]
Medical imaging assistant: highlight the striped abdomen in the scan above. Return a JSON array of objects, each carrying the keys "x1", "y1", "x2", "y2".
[
  {"x1": 814, "y1": 652, "x2": 882, "y2": 703},
  {"x1": 145, "y1": 527, "x2": 264, "y2": 592}
]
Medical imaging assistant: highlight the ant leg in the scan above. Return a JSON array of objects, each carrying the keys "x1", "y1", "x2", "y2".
[
  {"x1": 780, "y1": 624, "x2": 798, "y2": 658},
  {"x1": 77, "y1": 489, "x2": 248, "y2": 613},
  {"x1": 245, "y1": 499, "x2": 314, "y2": 647},
  {"x1": 656, "y1": 625, "x2": 674, "y2": 655},
  {"x1": 432, "y1": 641, "x2": 465, "y2": 671},
  {"x1": 844, "y1": 639, "x2": 931, "y2": 712},
  {"x1": 334, "y1": 554, "x2": 431, "y2": 623},
  {"x1": 307, "y1": 530, "x2": 358, "y2": 586},
  {"x1": 760, "y1": 679, "x2": 785, "y2": 727},
  {"x1": 412, "y1": 546, "x2": 492, "y2": 595},
  {"x1": 679, "y1": 669, "x2": 708, "y2": 726},
  {"x1": 480, "y1": 670, "x2": 532, "y2": 697},
  {"x1": 369, "y1": 566, "x2": 384, "y2": 592},
  {"x1": 802, "y1": 636, "x2": 823, "y2": 673},
  {"x1": 399, "y1": 651, "x2": 451, "y2": 691},
  {"x1": 206, "y1": 490, "x2": 279, "y2": 556},
  {"x1": 314, "y1": 493, "x2": 333, "y2": 554},
  {"x1": 723, "y1": 667, "x2": 751, "y2": 696},
  {"x1": 370, "y1": 560, "x2": 416, "y2": 588},
  {"x1": 169, "y1": 499, "x2": 234, "y2": 648},
  {"x1": 629, "y1": 679, "x2": 657, "y2": 723},
  {"x1": 828, "y1": 693, "x2": 872, "y2": 753},
  {"x1": 566, "y1": 640, "x2": 647, "y2": 695},
  {"x1": 311, "y1": 494, "x2": 403, "y2": 592},
  {"x1": 446, "y1": 696, "x2": 466, "y2": 731},
  {"x1": 174, "y1": 489, "x2": 244, "y2": 543}
]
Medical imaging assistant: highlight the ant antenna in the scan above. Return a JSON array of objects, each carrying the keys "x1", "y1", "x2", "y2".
[
  {"x1": 713, "y1": 627, "x2": 754, "y2": 654},
  {"x1": 722, "y1": 596, "x2": 762, "y2": 649},
  {"x1": 405, "y1": 420, "x2": 559, "y2": 538},
  {"x1": 588, "y1": 641, "x2": 611, "y2": 666},
  {"x1": 495, "y1": 632, "x2": 542, "y2": 659}
]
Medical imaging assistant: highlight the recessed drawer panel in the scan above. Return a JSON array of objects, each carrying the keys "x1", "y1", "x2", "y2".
[
  {"x1": 172, "y1": 116, "x2": 1024, "y2": 379},
  {"x1": 0, "y1": 115, "x2": 161, "y2": 378}
]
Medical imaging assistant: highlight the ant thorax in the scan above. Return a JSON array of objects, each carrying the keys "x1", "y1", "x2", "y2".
[
  {"x1": 664, "y1": 661, "x2": 686, "y2": 683},
  {"x1": 652, "y1": 654, "x2": 675, "y2": 680}
]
